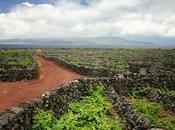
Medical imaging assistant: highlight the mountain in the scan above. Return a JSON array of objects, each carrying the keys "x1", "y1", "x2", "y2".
[{"x1": 0, "y1": 37, "x2": 171, "y2": 48}]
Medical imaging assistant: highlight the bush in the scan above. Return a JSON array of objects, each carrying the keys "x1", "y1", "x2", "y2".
[
  {"x1": 32, "y1": 109, "x2": 56, "y2": 130},
  {"x1": 131, "y1": 98, "x2": 175, "y2": 130},
  {"x1": 131, "y1": 86, "x2": 175, "y2": 97},
  {"x1": 32, "y1": 84, "x2": 122, "y2": 130}
]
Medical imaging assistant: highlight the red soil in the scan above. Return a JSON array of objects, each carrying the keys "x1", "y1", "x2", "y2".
[{"x1": 0, "y1": 55, "x2": 80, "y2": 112}]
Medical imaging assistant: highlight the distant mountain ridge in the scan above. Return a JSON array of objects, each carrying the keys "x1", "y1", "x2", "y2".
[{"x1": 0, "y1": 37, "x2": 174, "y2": 48}]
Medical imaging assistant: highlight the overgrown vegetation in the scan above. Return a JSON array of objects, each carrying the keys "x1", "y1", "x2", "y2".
[
  {"x1": 32, "y1": 84, "x2": 122, "y2": 130},
  {"x1": 44, "y1": 48, "x2": 175, "y2": 74},
  {"x1": 130, "y1": 98, "x2": 175, "y2": 130},
  {"x1": 32, "y1": 110, "x2": 56, "y2": 130},
  {"x1": 0, "y1": 49, "x2": 33, "y2": 69},
  {"x1": 131, "y1": 86, "x2": 175, "y2": 97}
]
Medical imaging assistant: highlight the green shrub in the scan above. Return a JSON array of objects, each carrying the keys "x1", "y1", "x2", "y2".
[
  {"x1": 131, "y1": 87, "x2": 151, "y2": 97},
  {"x1": 32, "y1": 84, "x2": 122, "y2": 130},
  {"x1": 32, "y1": 109, "x2": 56, "y2": 130},
  {"x1": 0, "y1": 49, "x2": 33, "y2": 69},
  {"x1": 131, "y1": 98, "x2": 175, "y2": 130},
  {"x1": 131, "y1": 86, "x2": 175, "y2": 97},
  {"x1": 70, "y1": 59, "x2": 82, "y2": 65},
  {"x1": 154, "y1": 86, "x2": 175, "y2": 97}
]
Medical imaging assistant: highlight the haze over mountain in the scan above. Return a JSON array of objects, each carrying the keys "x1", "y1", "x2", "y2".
[{"x1": 0, "y1": 37, "x2": 174, "y2": 48}]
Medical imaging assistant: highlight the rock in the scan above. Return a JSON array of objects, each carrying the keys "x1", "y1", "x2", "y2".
[
  {"x1": 139, "y1": 68, "x2": 147, "y2": 76},
  {"x1": 9, "y1": 107, "x2": 24, "y2": 114},
  {"x1": 148, "y1": 128, "x2": 163, "y2": 130}
]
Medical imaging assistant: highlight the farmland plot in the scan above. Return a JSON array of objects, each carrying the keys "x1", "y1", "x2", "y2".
[
  {"x1": 44, "y1": 48, "x2": 175, "y2": 75},
  {"x1": 0, "y1": 49, "x2": 33, "y2": 69},
  {"x1": 0, "y1": 49, "x2": 38, "y2": 82},
  {"x1": 0, "y1": 48, "x2": 175, "y2": 130}
]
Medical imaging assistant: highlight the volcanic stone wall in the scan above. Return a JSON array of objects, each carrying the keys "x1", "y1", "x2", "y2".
[
  {"x1": 0, "y1": 78, "x2": 153, "y2": 130},
  {"x1": 46, "y1": 56, "x2": 119, "y2": 77},
  {"x1": 146, "y1": 90, "x2": 175, "y2": 112},
  {"x1": 0, "y1": 59, "x2": 37, "y2": 82},
  {"x1": 0, "y1": 56, "x2": 174, "y2": 130},
  {"x1": 46, "y1": 56, "x2": 175, "y2": 90},
  {"x1": 107, "y1": 86, "x2": 151, "y2": 130}
]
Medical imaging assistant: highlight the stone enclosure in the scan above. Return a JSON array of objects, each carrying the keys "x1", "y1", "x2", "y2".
[
  {"x1": 0, "y1": 58, "x2": 38, "y2": 82},
  {"x1": 0, "y1": 55, "x2": 174, "y2": 130},
  {"x1": 0, "y1": 78, "x2": 154, "y2": 130}
]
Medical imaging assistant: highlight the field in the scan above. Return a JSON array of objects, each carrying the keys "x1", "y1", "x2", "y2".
[
  {"x1": 0, "y1": 49, "x2": 33, "y2": 69},
  {"x1": 44, "y1": 48, "x2": 175, "y2": 74},
  {"x1": 0, "y1": 48, "x2": 175, "y2": 130},
  {"x1": 36, "y1": 49, "x2": 175, "y2": 130},
  {"x1": 0, "y1": 49, "x2": 37, "y2": 82},
  {"x1": 31, "y1": 81, "x2": 175, "y2": 130}
]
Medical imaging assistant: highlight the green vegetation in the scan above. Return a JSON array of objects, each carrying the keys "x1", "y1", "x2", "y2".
[
  {"x1": 130, "y1": 98, "x2": 175, "y2": 130},
  {"x1": 32, "y1": 84, "x2": 122, "y2": 130},
  {"x1": 131, "y1": 86, "x2": 175, "y2": 97},
  {"x1": 32, "y1": 110, "x2": 56, "y2": 130},
  {"x1": 70, "y1": 59, "x2": 82, "y2": 65},
  {"x1": 44, "y1": 48, "x2": 175, "y2": 74},
  {"x1": 0, "y1": 49, "x2": 33, "y2": 69}
]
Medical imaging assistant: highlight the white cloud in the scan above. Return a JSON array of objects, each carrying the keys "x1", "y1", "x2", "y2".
[{"x1": 0, "y1": 0, "x2": 175, "y2": 40}]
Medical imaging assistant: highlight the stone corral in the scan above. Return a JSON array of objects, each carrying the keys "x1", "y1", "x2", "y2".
[
  {"x1": 46, "y1": 56, "x2": 119, "y2": 77},
  {"x1": 0, "y1": 59, "x2": 37, "y2": 82},
  {"x1": 0, "y1": 55, "x2": 174, "y2": 130},
  {"x1": 146, "y1": 90, "x2": 175, "y2": 112},
  {"x1": 0, "y1": 78, "x2": 160, "y2": 130},
  {"x1": 46, "y1": 56, "x2": 175, "y2": 90},
  {"x1": 107, "y1": 86, "x2": 151, "y2": 130}
]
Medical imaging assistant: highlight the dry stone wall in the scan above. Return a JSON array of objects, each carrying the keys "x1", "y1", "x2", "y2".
[
  {"x1": 0, "y1": 59, "x2": 37, "y2": 82},
  {"x1": 46, "y1": 56, "x2": 119, "y2": 77},
  {"x1": 47, "y1": 56, "x2": 175, "y2": 90},
  {"x1": 0, "y1": 56, "x2": 174, "y2": 130},
  {"x1": 0, "y1": 78, "x2": 155, "y2": 130}
]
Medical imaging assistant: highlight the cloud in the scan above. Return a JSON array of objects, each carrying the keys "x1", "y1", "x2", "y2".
[{"x1": 0, "y1": 0, "x2": 175, "y2": 40}]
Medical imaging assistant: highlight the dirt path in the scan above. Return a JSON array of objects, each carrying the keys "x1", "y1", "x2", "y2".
[{"x1": 0, "y1": 55, "x2": 80, "y2": 112}]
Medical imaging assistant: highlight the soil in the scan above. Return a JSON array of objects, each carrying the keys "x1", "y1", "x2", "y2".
[
  {"x1": 0, "y1": 55, "x2": 81, "y2": 112},
  {"x1": 158, "y1": 109, "x2": 174, "y2": 118}
]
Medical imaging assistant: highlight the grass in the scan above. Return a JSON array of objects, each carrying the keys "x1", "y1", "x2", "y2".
[
  {"x1": 32, "y1": 84, "x2": 122, "y2": 130},
  {"x1": 130, "y1": 98, "x2": 175, "y2": 130}
]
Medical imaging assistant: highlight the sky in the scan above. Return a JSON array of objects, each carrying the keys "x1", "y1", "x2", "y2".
[{"x1": 0, "y1": 0, "x2": 175, "y2": 44}]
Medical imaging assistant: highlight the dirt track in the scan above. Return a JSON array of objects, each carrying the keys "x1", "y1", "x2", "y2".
[{"x1": 0, "y1": 55, "x2": 80, "y2": 112}]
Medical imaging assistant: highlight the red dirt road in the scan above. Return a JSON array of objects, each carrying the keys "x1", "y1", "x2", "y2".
[{"x1": 0, "y1": 55, "x2": 80, "y2": 112}]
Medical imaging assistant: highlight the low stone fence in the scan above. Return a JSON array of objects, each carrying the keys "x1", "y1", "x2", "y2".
[
  {"x1": 0, "y1": 79, "x2": 87, "y2": 130},
  {"x1": 0, "y1": 78, "x2": 155, "y2": 130},
  {"x1": 0, "y1": 59, "x2": 38, "y2": 82},
  {"x1": 107, "y1": 86, "x2": 151, "y2": 130},
  {"x1": 46, "y1": 56, "x2": 175, "y2": 90},
  {"x1": 0, "y1": 56, "x2": 174, "y2": 130},
  {"x1": 46, "y1": 56, "x2": 119, "y2": 77},
  {"x1": 146, "y1": 90, "x2": 175, "y2": 112}
]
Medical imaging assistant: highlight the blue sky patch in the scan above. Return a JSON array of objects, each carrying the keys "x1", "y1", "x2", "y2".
[{"x1": 0, "y1": 0, "x2": 90, "y2": 13}]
